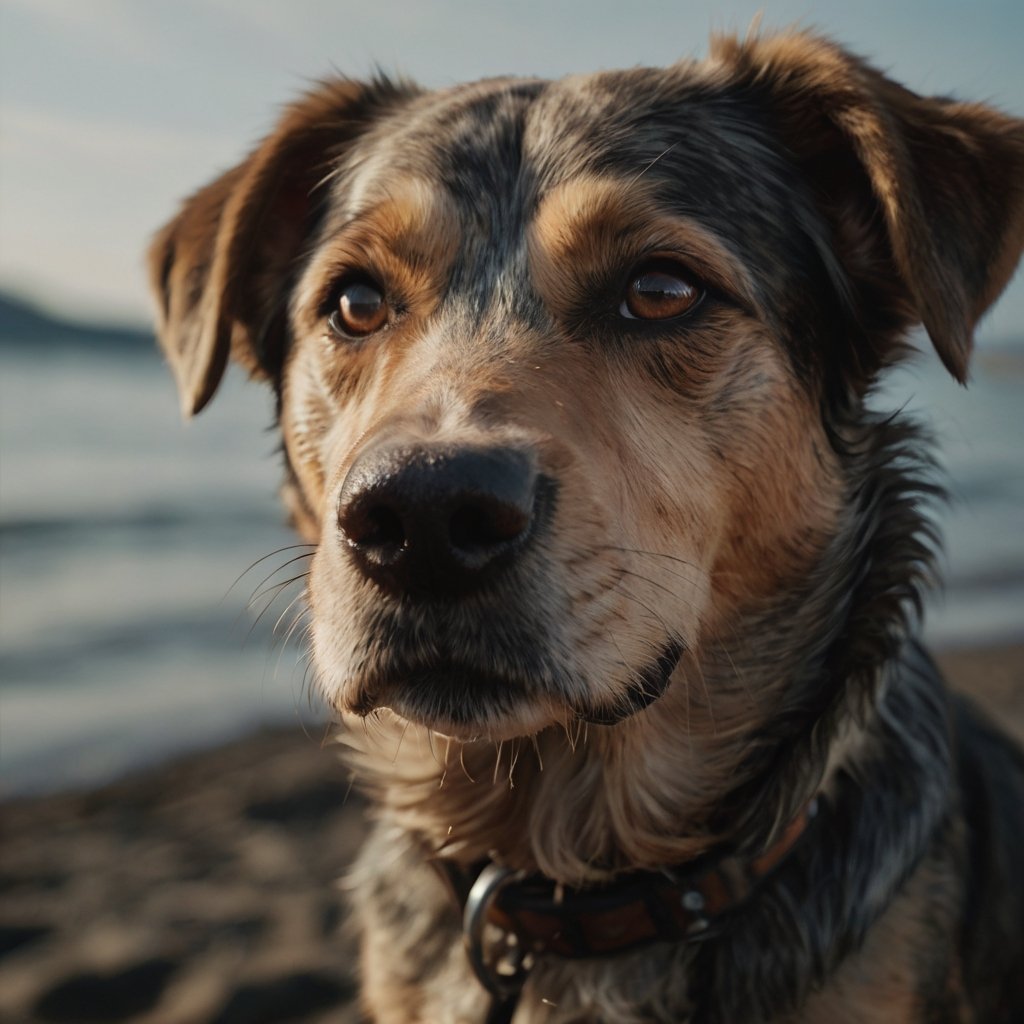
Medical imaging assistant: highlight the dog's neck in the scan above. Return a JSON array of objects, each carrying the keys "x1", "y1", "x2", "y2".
[{"x1": 346, "y1": 661, "x2": 760, "y2": 882}]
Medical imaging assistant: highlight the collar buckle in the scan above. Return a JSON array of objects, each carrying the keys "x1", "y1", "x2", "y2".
[{"x1": 463, "y1": 863, "x2": 533, "y2": 999}]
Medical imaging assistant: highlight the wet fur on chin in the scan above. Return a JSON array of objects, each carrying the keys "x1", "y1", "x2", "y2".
[{"x1": 149, "y1": 27, "x2": 1024, "y2": 1024}]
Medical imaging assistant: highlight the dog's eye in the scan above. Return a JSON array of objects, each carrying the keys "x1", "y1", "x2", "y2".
[
  {"x1": 329, "y1": 278, "x2": 388, "y2": 338},
  {"x1": 620, "y1": 261, "x2": 702, "y2": 321}
]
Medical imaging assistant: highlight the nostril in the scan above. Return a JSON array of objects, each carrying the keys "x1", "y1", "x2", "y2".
[
  {"x1": 340, "y1": 501, "x2": 406, "y2": 551},
  {"x1": 449, "y1": 499, "x2": 531, "y2": 553},
  {"x1": 363, "y1": 505, "x2": 406, "y2": 548}
]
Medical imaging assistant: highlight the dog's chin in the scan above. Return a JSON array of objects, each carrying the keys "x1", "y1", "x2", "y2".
[
  {"x1": 381, "y1": 702, "x2": 555, "y2": 743},
  {"x1": 343, "y1": 665, "x2": 559, "y2": 742},
  {"x1": 340, "y1": 640, "x2": 684, "y2": 740}
]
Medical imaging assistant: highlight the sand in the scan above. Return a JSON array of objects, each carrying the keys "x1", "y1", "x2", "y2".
[{"x1": 2, "y1": 644, "x2": 1021, "y2": 1024}]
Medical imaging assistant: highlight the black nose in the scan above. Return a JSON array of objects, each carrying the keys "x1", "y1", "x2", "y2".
[{"x1": 337, "y1": 444, "x2": 543, "y2": 599}]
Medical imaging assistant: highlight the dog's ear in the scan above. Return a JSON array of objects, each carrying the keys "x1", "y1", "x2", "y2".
[
  {"x1": 148, "y1": 78, "x2": 413, "y2": 416},
  {"x1": 712, "y1": 31, "x2": 1024, "y2": 383}
]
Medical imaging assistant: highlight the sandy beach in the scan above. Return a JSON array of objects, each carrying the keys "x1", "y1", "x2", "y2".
[{"x1": 2, "y1": 643, "x2": 1022, "y2": 1024}]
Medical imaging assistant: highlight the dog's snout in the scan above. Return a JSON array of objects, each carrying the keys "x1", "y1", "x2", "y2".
[{"x1": 337, "y1": 445, "x2": 542, "y2": 598}]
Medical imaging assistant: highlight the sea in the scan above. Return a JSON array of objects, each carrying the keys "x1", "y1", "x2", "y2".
[{"x1": 1, "y1": 335, "x2": 1022, "y2": 796}]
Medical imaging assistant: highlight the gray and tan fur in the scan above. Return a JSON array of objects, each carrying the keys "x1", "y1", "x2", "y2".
[{"x1": 149, "y1": 30, "x2": 1024, "y2": 1023}]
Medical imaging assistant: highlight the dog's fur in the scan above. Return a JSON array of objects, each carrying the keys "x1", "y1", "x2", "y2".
[{"x1": 149, "y1": 31, "x2": 1024, "y2": 1023}]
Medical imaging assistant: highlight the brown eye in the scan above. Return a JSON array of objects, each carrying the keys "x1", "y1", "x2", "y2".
[
  {"x1": 330, "y1": 278, "x2": 388, "y2": 337},
  {"x1": 620, "y1": 262, "x2": 701, "y2": 321}
]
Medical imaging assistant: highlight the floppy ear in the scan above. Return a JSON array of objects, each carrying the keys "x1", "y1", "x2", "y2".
[
  {"x1": 148, "y1": 78, "x2": 414, "y2": 416},
  {"x1": 712, "y1": 31, "x2": 1024, "y2": 383}
]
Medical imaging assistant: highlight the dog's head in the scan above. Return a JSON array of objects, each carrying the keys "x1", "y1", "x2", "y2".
[{"x1": 150, "y1": 33, "x2": 1024, "y2": 749}]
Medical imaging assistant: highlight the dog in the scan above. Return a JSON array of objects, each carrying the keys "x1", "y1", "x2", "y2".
[{"x1": 149, "y1": 29, "x2": 1024, "y2": 1023}]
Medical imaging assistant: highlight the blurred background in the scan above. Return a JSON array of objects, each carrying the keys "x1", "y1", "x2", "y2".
[{"x1": 0, "y1": 1, "x2": 1021, "y2": 1021}]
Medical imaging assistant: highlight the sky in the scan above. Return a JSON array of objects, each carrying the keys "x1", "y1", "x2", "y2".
[{"x1": 1, "y1": 0, "x2": 1022, "y2": 338}]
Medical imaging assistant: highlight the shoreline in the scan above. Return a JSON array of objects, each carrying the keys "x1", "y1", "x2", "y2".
[{"x1": 2, "y1": 642, "x2": 1022, "y2": 1023}]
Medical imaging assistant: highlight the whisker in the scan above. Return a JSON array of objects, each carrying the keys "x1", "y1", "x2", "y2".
[
  {"x1": 244, "y1": 572, "x2": 311, "y2": 642},
  {"x1": 613, "y1": 583, "x2": 674, "y2": 635},
  {"x1": 606, "y1": 630, "x2": 635, "y2": 680},
  {"x1": 247, "y1": 571, "x2": 311, "y2": 611},
  {"x1": 319, "y1": 716, "x2": 335, "y2": 748},
  {"x1": 342, "y1": 771, "x2": 356, "y2": 806},
  {"x1": 246, "y1": 565, "x2": 311, "y2": 610},
  {"x1": 294, "y1": 697, "x2": 329, "y2": 747},
  {"x1": 574, "y1": 716, "x2": 586, "y2": 750},
  {"x1": 600, "y1": 543, "x2": 699, "y2": 568},
  {"x1": 300, "y1": 643, "x2": 323, "y2": 712},
  {"x1": 223, "y1": 545, "x2": 315, "y2": 600},
  {"x1": 598, "y1": 545, "x2": 705, "y2": 588},
  {"x1": 279, "y1": 602, "x2": 312, "y2": 654},
  {"x1": 240, "y1": 578, "x2": 303, "y2": 640},
  {"x1": 296, "y1": 635, "x2": 318, "y2": 709},
  {"x1": 613, "y1": 568, "x2": 703, "y2": 614},
  {"x1": 272, "y1": 589, "x2": 310, "y2": 643},
  {"x1": 272, "y1": 604, "x2": 310, "y2": 680},
  {"x1": 392, "y1": 718, "x2": 412, "y2": 764},
  {"x1": 507, "y1": 738, "x2": 521, "y2": 787},
  {"x1": 439, "y1": 735, "x2": 452, "y2": 786},
  {"x1": 426, "y1": 728, "x2": 446, "y2": 770},
  {"x1": 458, "y1": 743, "x2": 476, "y2": 783},
  {"x1": 562, "y1": 718, "x2": 576, "y2": 753},
  {"x1": 492, "y1": 740, "x2": 504, "y2": 785},
  {"x1": 299, "y1": 650, "x2": 319, "y2": 703}
]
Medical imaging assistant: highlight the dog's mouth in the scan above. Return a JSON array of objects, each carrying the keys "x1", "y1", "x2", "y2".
[
  {"x1": 344, "y1": 639, "x2": 683, "y2": 738},
  {"x1": 572, "y1": 638, "x2": 685, "y2": 726},
  {"x1": 348, "y1": 661, "x2": 538, "y2": 739}
]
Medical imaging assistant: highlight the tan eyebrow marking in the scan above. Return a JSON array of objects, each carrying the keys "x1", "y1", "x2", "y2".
[
  {"x1": 528, "y1": 173, "x2": 761, "y2": 317},
  {"x1": 292, "y1": 177, "x2": 461, "y2": 333}
]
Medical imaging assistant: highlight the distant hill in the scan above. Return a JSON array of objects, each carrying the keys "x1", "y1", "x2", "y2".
[{"x1": 0, "y1": 292, "x2": 156, "y2": 354}]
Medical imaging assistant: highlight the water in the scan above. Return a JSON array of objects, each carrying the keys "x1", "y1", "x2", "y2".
[
  {"x1": 1, "y1": 338, "x2": 1022, "y2": 796},
  {"x1": 0, "y1": 345, "x2": 324, "y2": 796}
]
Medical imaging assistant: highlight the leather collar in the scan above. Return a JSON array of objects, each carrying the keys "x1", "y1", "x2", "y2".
[{"x1": 432, "y1": 796, "x2": 822, "y2": 1002}]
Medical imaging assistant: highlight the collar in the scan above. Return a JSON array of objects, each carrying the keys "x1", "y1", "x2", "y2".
[{"x1": 432, "y1": 796, "x2": 821, "y2": 1003}]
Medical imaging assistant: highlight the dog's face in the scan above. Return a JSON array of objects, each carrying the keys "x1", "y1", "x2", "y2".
[
  {"x1": 284, "y1": 73, "x2": 851, "y2": 741},
  {"x1": 151, "y1": 34, "x2": 1024, "y2": 745}
]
